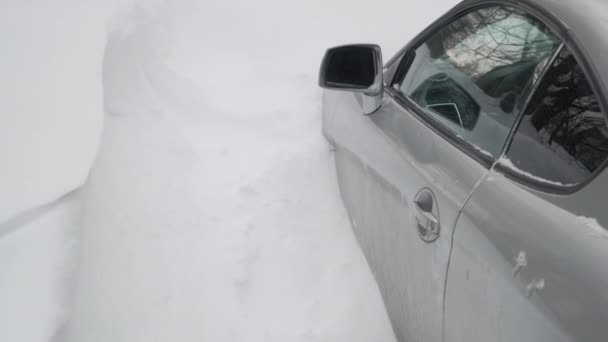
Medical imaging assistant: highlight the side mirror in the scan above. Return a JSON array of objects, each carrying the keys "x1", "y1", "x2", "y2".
[{"x1": 319, "y1": 44, "x2": 383, "y2": 114}]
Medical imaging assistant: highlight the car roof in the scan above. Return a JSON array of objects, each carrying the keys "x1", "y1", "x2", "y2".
[{"x1": 462, "y1": 0, "x2": 608, "y2": 98}]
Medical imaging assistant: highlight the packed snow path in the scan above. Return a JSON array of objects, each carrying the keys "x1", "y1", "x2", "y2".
[{"x1": 61, "y1": 1, "x2": 456, "y2": 341}]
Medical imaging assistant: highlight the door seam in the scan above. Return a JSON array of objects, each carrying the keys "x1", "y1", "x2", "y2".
[{"x1": 440, "y1": 160, "x2": 499, "y2": 342}]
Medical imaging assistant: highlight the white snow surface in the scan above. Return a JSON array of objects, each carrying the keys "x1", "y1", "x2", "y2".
[
  {"x1": 0, "y1": 191, "x2": 82, "y2": 342},
  {"x1": 498, "y1": 156, "x2": 574, "y2": 187},
  {"x1": 0, "y1": 1, "x2": 126, "y2": 223},
  {"x1": 64, "y1": 1, "x2": 416, "y2": 339},
  {"x1": 0, "y1": 3, "x2": 124, "y2": 342},
  {"x1": 3, "y1": 0, "x2": 461, "y2": 341},
  {"x1": 578, "y1": 216, "x2": 608, "y2": 239}
]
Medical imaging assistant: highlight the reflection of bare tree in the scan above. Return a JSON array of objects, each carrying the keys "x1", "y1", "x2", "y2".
[
  {"x1": 428, "y1": 7, "x2": 511, "y2": 59},
  {"x1": 428, "y1": 6, "x2": 556, "y2": 78},
  {"x1": 527, "y1": 50, "x2": 608, "y2": 172}
]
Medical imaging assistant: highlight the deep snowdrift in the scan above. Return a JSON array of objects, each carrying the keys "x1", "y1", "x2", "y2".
[
  {"x1": 0, "y1": 2, "x2": 124, "y2": 223},
  {"x1": 3, "y1": 0, "x2": 458, "y2": 341},
  {"x1": 0, "y1": 191, "x2": 82, "y2": 342},
  {"x1": 0, "y1": 3, "x2": 126, "y2": 341},
  {"x1": 61, "y1": 1, "x2": 458, "y2": 340}
]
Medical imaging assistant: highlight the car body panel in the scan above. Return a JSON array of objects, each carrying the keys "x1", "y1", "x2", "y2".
[
  {"x1": 322, "y1": 0, "x2": 608, "y2": 341},
  {"x1": 323, "y1": 89, "x2": 487, "y2": 342},
  {"x1": 445, "y1": 166, "x2": 608, "y2": 342}
]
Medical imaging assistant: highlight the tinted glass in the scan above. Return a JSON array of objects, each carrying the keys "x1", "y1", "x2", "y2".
[
  {"x1": 399, "y1": 6, "x2": 559, "y2": 158},
  {"x1": 505, "y1": 49, "x2": 608, "y2": 186}
]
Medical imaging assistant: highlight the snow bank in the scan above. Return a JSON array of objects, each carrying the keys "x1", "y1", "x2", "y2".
[
  {"x1": 0, "y1": 191, "x2": 82, "y2": 342},
  {"x1": 0, "y1": 2, "x2": 126, "y2": 341},
  {"x1": 0, "y1": 1, "x2": 127, "y2": 222},
  {"x1": 0, "y1": 0, "x2": 462, "y2": 339},
  {"x1": 61, "y1": 0, "x2": 459, "y2": 341}
]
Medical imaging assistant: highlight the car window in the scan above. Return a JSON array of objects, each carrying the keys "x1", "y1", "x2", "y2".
[
  {"x1": 398, "y1": 6, "x2": 560, "y2": 158},
  {"x1": 504, "y1": 48, "x2": 608, "y2": 187}
]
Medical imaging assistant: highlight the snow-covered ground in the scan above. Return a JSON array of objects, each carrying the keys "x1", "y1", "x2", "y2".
[
  {"x1": 0, "y1": 2, "x2": 123, "y2": 223},
  {"x1": 0, "y1": 191, "x2": 82, "y2": 342},
  {"x1": 0, "y1": 3, "x2": 122, "y2": 341},
  {"x1": 2, "y1": 0, "x2": 458, "y2": 341}
]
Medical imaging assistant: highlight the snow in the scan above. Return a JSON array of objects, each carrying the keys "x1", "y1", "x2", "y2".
[
  {"x1": 60, "y1": 0, "x2": 415, "y2": 339},
  {"x1": 578, "y1": 216, "x2": 608, "y2": 239},
  {"x1": 0, "y1": 1, "x2": 126, "y2": 223},
  {"x1": 512, "y1": 251, "x2": 528, "y2": 276},
  {"x1": 0, "y1": 191, "x2": 82, "y2": 342},
  {"x1": 1, "y1": 0, "x2": 460, "y2": 341},
  {"x1": 472, "y1": 144, "x2": 495, "y2": 159},
  {"x1": 0, "y1": 2, "x2": 125, "y2": 342},
  {"x1": 498, "y1": 156, "x2": 575, "y2": 187},
  {"x1": 63, "y1": 0, "x2": 457, "y2": 340}
]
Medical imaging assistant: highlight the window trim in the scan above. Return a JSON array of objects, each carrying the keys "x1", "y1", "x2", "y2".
[
  {"x1": 387, "y1": 1, "x2": 564, "y2": 169},
  {"x1": 386, "y1": 86, "x2": 495, "y2": 168},
  {"x1": 385, "y1": 0, "x2": 608, "y2": 195},
  {"x1": 497, "y1": 43, "x2": 566, "y2": 159},
  {"x1": 498, "y1": 44, "x2": 608, "y2": 195}
]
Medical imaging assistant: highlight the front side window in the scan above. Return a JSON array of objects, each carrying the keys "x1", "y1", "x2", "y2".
[
  {"x1": 504, "y1": 49, "x2": 608, "y2": 186},
  {"x1": 399, "y1": 6, "x2": 560, "y2": 158}
]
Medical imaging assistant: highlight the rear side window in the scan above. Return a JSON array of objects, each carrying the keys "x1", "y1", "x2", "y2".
[
  {"x1": 504, "y1": 48, "x2": 608, "y2": 186},
  {"x1": 398, "y1": 6, "x2": 560, "y2": 158}
]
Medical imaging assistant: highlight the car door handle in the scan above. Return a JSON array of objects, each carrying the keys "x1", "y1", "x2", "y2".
[{"x1": 414, "y1": 189, "x2": 441, "y2": 243}]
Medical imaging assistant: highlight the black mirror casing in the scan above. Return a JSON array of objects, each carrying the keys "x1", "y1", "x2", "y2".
[{"x1": 319, "y1": 44, "x2": 383, "y2": 96}]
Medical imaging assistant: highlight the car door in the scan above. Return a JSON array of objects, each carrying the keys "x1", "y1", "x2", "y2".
[
  {"x1": 444, "y1": 40, "x2": 608, "y2": 341},
  {"x1": 322, "y1": 4, "x2": 559, "y2": 342}
]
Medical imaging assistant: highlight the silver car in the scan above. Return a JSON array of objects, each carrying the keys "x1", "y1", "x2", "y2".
[{"x1": 319, "y1": 0, "x2": 608, "y2": 341}]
